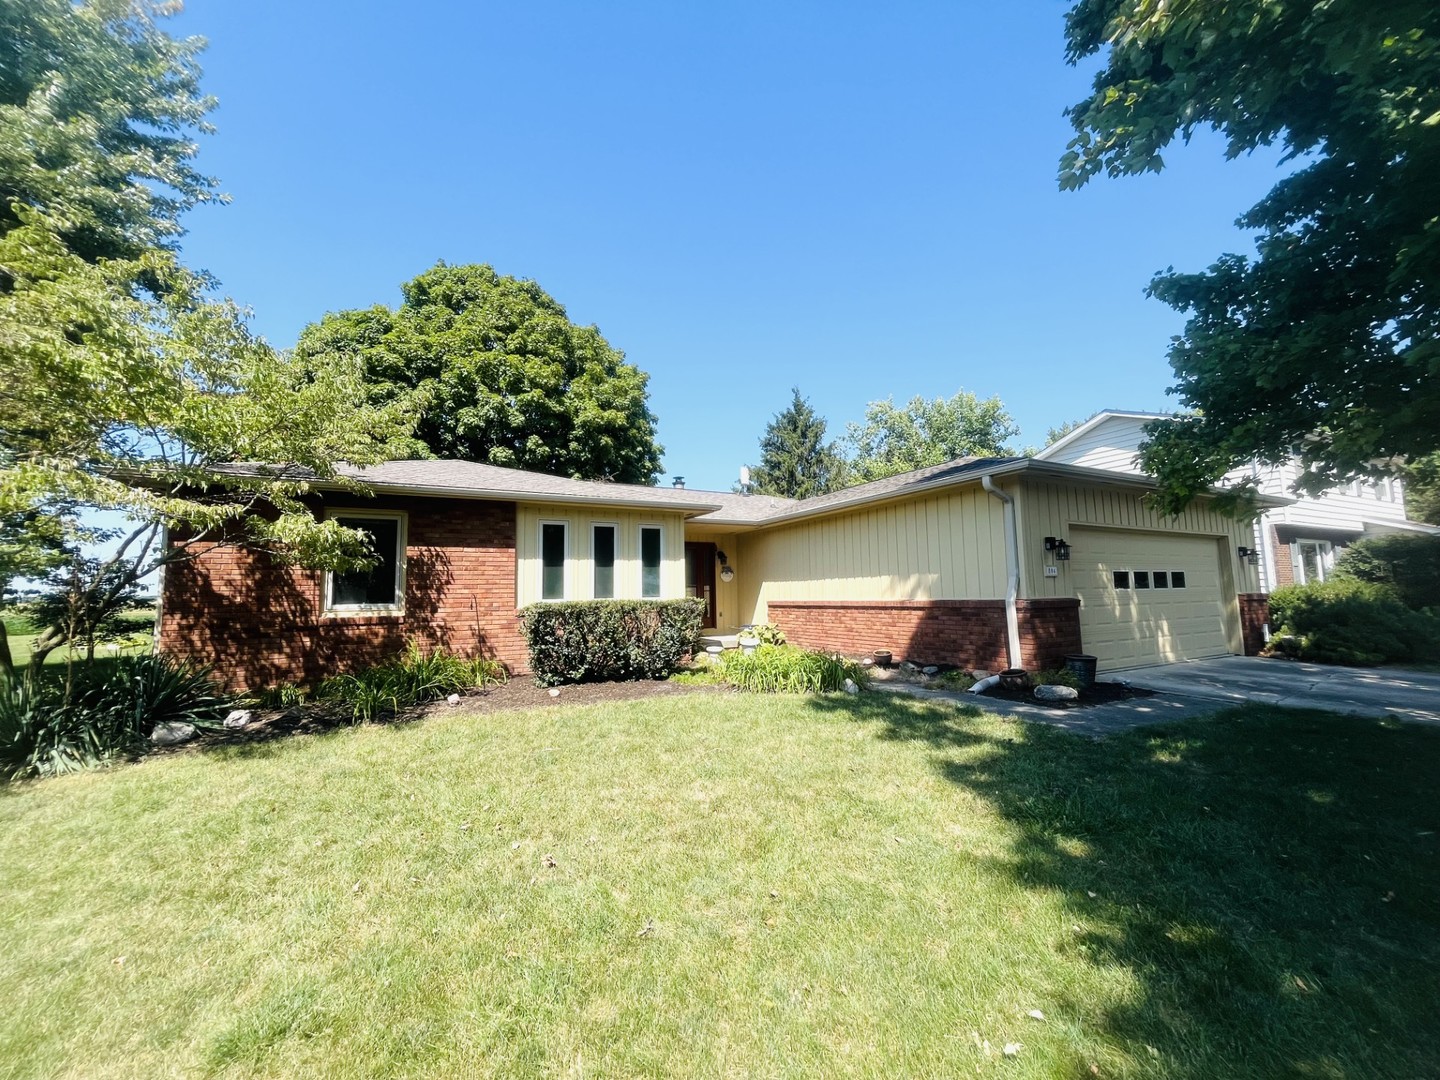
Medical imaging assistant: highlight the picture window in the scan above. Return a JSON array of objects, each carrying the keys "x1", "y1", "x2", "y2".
[{"x1": 326, "y1": 514, "x2": 405, "y2": 611}]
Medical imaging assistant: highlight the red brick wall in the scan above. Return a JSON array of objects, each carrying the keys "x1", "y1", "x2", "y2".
[
  {"x1": 158, "y1": 497, "x2": 525, "y2": 690},
  {"x1": 766, "y1": 598, "x2": 1083, "y2": 672},
  {"x1": 1238, "y1": 593, "x2": 1269, "y2": 656},
  {"x1": 1270, "y1": 527, "x2": 1294, "y2": 587}
]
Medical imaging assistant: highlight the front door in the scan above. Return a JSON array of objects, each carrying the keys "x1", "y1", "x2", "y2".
[{"x1": 684, "y1": 542, "x2": 718, "y2": 628}]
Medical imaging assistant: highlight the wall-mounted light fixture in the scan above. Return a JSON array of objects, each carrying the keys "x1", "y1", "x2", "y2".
[
  {"x1": 716, "y1": 549, "x2": 735, "y2": 583},
  {"x1": 1044, "y1": 536, "x2": 1071, "y2": 561},
  {"x1": 1237, "y1": 545, "x2": 1258, "y2": 564}
]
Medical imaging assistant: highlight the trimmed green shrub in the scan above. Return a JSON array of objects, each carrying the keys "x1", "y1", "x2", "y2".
[
  {"x1": 519, "y1": 599, "x2": 705, "y2": 687},
  {"x1": 716, "y1": 645, "x2": 868, "y2": 694},
  {"x1": 1333, "y1": 533, "x2": 1440, "y2": 612},
  {"x1": 1267, "y1": 579, "x2": 1440, "y2": 666},
  {"x1": 0, "y1": 655, "x2": 230, "y2": 780},
  {"x1": 315, "y1": 641, "x2": 507, "y2": 723}
]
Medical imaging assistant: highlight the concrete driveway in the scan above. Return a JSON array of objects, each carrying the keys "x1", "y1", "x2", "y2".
[{"x1": 1123, "y1": 655, "x2": 1440, "y2": 725}]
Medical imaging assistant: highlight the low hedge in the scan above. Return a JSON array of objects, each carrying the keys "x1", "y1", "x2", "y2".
[
  {"x1": 1267, "y1": 579, "x2": 1440, "y2": 667},
  {"x1": 519, "y1": 599, "x2": 706, "y2": 687},
  {"x1": 1333, "y1": 533, "x2": 1440, "y2": 612}
]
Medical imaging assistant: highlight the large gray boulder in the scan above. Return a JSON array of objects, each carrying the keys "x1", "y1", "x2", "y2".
[
  {"x1": 150, "y1": 721, "x2": 198, "y2": 746},
  {"x1": 1033, "y1": 684, "x2": 1079, "y2": 703}
]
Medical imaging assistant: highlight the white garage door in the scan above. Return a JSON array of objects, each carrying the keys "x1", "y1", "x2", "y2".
[{"x1": 1071, "y1": 527, "x2": 1233, "y2": 671}]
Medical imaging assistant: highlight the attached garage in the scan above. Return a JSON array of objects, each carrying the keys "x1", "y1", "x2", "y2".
[{"x1": 1070, "y1": 526, "x2": 1234, "y2": 670}]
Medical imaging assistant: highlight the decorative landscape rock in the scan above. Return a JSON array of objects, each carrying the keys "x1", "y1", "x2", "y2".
[
  {"x1": 970, "y1": 669, "x2": 990, "y2": 681},
  {"x1": 446, "y1": 693, "x2": 461, "y2": 706},
  {"x1": 843, "y1": 678, "x2": 859, "y2": 695},
  {"x1": 1033, "y1": 684, "x2": 1079, "y2": 703},
  {"x1": 150, "y1": 721, "x2": 198, "y2": 746},
  {"x1": 547, "y1": 688, "x2": 562, "y2": 698},
  {"x1": 900, "y1": 661, "x2": 919, "y2": 673},
  {"x1": 922, "y1": 666, "x2": 939, "y2": 676},
  {"x1": 222, "y1": 709, "x2": 253, "y2": 730}
]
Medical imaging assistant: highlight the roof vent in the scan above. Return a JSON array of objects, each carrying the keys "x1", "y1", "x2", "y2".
[{"x1": 671, "y1": 476, "x2": 685, "y2": 489}]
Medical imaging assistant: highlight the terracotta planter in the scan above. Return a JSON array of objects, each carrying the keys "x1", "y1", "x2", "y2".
[
  {"x1": 999, "y1": 668, "x2": 1029, "y2": 691},
  {"x1": 872, "y1": 650, "x2": 893, "y2": 668}
]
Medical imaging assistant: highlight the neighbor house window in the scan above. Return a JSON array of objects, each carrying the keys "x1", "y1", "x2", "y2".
[
  {"x1": 326, "y1": 512, "x2": 406, "y2": 613},
  {"x1": 640, "y1": 526, "x2": 662, "y2": 598},
  {"x1": 592, "y1": 523, "x2": 617, "y2": 599},
  {"x1": 541, "y1": 521, "x2": 568, "y2": 600}
]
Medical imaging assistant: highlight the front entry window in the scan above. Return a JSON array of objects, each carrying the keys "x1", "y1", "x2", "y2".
[{"x1": 1294, "y1": 540, "x2": 1333, "y2": 584}]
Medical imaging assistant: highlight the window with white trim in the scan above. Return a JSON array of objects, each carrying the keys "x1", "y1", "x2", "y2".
[
  {"x1": 540, "y1": 521, "x2": 568, "y2": 600},
  {"x1": 592, "y1": 523, "x2": 617, "y2": 599},
  {"x1": 640, "y1": 525, "x2": 662, "y2": 599},
  {"x1": 326, "y1": 512, "x2": 406, "y2": 613}
]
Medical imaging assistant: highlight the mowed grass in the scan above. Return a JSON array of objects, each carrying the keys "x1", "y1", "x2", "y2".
[
  {"x1": 3, "y1": 609, "x2": 154, "y2": 671},
  {"x1": 1, "y1": 694, "x2": 1437, "y2": 1079}
]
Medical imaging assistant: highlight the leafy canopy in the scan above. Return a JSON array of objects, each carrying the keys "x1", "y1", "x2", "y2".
[
  {"x1": 295, "y1": 263, "x2": 663, "y2": 484},
  {"x1": 0, "y1": 0, "x2": 221, "y2": 264},
  {"x1": 843, "y1": 390, "x2": 1020, "y2": 484},
  {"x1": 1062, "y1": 0, "x2": 1440, "y2": 510},
  {"x1": 0, "y1": 211, "x2": 424, "y2": 672},
  {"x1": 746, "y1": 388, "x2": 847, "y2": 499}
]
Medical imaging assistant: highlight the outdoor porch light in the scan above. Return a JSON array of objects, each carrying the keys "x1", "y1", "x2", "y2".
[
  {"x1": 1238, "y1": 545, "x2": 1258, "y2": 564},
  {"x1": 1045, "y1": 536, "x2": 1071, "y2": 561},
  {"x1": 717, "y1": 549, "x2": 735, "y2": 583}
]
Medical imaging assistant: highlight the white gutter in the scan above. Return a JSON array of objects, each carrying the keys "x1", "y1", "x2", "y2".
[{"x1": 981, "y1": 474, "x2": 1022, "y2": 671}]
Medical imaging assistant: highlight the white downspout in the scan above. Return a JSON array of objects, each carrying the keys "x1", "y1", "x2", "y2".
[{"x1": 981, "y1": 475, "x2": 1022, "y2": 671}]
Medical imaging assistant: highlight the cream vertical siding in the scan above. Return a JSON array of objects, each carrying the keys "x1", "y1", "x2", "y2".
[
  {"x1": 516, "y1": 504, "x2": 686, "y2": 607},
  {"x1": 732, "y1": 485, "x2": 1010, "y2": 625}
]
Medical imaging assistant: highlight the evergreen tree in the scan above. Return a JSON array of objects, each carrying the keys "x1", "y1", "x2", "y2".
[{"x1": 747, "y1": 389, "x2": 847, "y2": 499}]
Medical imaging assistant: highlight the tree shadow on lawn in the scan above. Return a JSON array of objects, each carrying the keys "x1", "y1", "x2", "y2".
[{"x1": 806, "y1": 694, "x2": 1440, "y2": 1079}]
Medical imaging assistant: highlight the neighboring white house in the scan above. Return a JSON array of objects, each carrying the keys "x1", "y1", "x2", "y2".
[{"x1": 1038, "y1": 410, "x2": 1440, "y2": 593}]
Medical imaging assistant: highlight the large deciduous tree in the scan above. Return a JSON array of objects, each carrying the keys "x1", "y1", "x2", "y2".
[
  {"x1": 0, "y1": 212, "x2": 423, "y2": 676},
  {"x1": 0, "y1": 0, "x2": 221, "y2": 264},
  {"x1": 295, "y1": 264, "x2": 664, "y2": 485},
  {"x1": 746, "y1": 388, "x2": 847, "y2": 499},
  {"x1": 1062, "y1": 0, "x2": 1440, "y2": 511},
  {"x1": 843, "y1": 391, "x2": 1020, "y2": 483}
]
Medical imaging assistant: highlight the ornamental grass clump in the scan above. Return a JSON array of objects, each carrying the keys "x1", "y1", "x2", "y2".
[
  {"x1": 0, "y1": 655, "x2": 230, "y2": 781},
  {"x1": 315, "y1": 641, "x2": 507, "y2": 723},
  {"x1": 716, "y1": 644, "x2": 868, "y2": 694}
]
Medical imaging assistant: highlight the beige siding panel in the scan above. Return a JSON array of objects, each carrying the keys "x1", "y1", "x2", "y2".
[
  {"x1": 516, "y1": 504, "x2": 686, "y2": 607},
  {"x1": 733, "y1": 485, "x2": 1012, "y2": 625}
]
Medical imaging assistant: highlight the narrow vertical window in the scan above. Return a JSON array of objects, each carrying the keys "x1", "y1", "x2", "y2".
[
  {"x1": 592, "y1": 524, "x2": 616, "y2": 599},
  {"x1": 640, "y1": 526, "x2": 662, "y2": 598},
  {"x1": 541, "y1": 522, "x2": 567, "y2": 600}
]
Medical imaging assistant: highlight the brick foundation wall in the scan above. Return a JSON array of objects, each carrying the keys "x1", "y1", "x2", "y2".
[
  {"x1": 1238, "y1": 593, "x2": 1269, "y2": 656},
  {"x1": 158, "y1": 497, "x2": 525, "y2": 690},
  {"x1": 766, "y1": 598, "x2": 1083, "y2": 672}
]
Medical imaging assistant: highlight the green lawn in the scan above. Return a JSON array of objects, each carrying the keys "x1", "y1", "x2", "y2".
[
  {"x1": 3, "y1": 608, "x2": 154, "y2": 670},
  {"x1": 1, "y1": 694, "x2": 1436, "y2": 1078}
]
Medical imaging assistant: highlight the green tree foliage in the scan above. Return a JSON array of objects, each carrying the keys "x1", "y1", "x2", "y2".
[
  {"x1": 1062, "y1": 0, "x2": 1440, "y2": 511},
  {"x1": 0, "y1": 212, "x2": 423, "y2": 675},
  {"x1": 843, "y1": 390, "x2": 1020, "y2": 483},
  {"x1": 0, "y1": 0, "x2": 221, "y2": 264},
  {"x1": 1333, "y1": 533, "x2": 1440, "y2": 611},
  {"x1": 295, "y1": 264, "x2": 663, "y2": 484},
  {"x1": 1403, "y1": 453, "x2": 1440, "y2": 526},
  {"x1": 1045, "y1": 418, "x2": 1087, "y2": 447},
  {"x1": 746, "y1": 388, "x2": 847, "y2": 498}
]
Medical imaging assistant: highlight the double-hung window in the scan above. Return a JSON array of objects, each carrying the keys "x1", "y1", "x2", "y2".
[
  {"x1": 540, "y1": 521, "x2": 569, "y2": 600},
  {"x1": 639, "y1": 525, "x2": 662, "y2": 599},
  {"x1": 592, "y1": 524, "x2": 617, "y2": 599},
  {"x1": 325, "y1": 512, "x2": 406, "y2": 613}
]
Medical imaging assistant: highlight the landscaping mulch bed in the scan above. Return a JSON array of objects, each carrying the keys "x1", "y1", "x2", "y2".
[
  {"x1": 193, "y1": 676, "x2": 722, "y2": 749},
  {"x1": 979, "y1": 679, "x2": 1157, "y2": 710}
]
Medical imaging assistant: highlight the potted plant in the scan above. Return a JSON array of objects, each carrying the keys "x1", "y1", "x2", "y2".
[{"x1": 999, "y1": 668, "x2": 1028, "y2": 691}]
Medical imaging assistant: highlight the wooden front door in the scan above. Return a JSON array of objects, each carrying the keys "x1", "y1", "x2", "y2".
[{"x1": 684, "y1": 542, "x2": 718, "y2": 628}]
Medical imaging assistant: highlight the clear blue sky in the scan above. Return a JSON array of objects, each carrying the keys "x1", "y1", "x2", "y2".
[{"x1": 168, "y1": 1, "x2": 1286, "y2": 492}]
